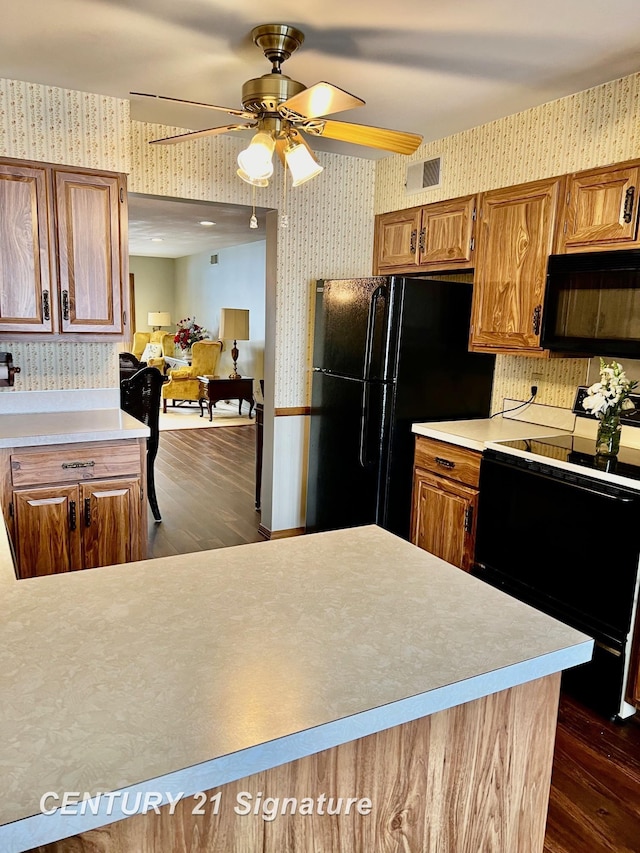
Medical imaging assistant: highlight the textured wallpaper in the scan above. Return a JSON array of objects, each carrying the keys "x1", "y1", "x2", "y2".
[{"x1": 375, "y1": 71, "x2": 640, "y2": 410}]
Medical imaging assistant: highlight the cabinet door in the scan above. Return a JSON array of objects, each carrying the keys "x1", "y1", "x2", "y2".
[
  {"x1": 13, "y1": 485, "x2": 81, "y2": 577},
  {"x1": 81, "y1": 478, "x2": 140, "y2": 569},
  {"x1": 374, "y1": 208, "x2": 421, "y2": 271},
  {"x1": 470, "y1": 177, "x2": 563, "y2": 353},
  {"x1": 558, "y1": 163, "x2": 640, "y2": 252},
  {"x1": 0, "y1": 162, "x2": 54, "y2": 333},
  {"x1": 410, "y1": 468, "x2": 478, "y2": 572},
  {"x1": 419, "y1": 195, "x2": 476, "y2": 269},
  {"x1": 55, "y1": 170, "x2": 124, "y2": 334}
]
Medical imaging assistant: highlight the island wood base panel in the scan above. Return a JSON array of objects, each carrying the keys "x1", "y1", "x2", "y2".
[{"x1": 31, "y1": 674, "x2": 560, "y2": 853}]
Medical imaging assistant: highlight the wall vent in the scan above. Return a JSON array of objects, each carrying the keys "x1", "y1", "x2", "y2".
[
  {"x1": 406, "y1": 157, "x2": 442, "y2": 194},
  {"x1": 210, "y1": 254, "x2": 219, "y2": 265}
]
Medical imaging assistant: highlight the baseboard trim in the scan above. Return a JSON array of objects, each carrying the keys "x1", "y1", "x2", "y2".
[
  {"x1": 274, "y1": 407, "x2": 310, "y2": 417},
  {"x1": 258, "y1": 524, "x2": 305, "y2": 540}
]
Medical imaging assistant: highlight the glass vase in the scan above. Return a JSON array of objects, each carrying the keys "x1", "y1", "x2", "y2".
[{"x1": 595, "y1": 414, "x2": 622, "y2": 457}]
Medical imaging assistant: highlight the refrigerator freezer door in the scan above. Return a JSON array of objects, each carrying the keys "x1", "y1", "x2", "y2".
[
  {"x1": 306, "y1": 372, "x2": 385, "y2": 533},
  {"x1": 313, "y1": 279, "x2": 390, "y2": 380}
]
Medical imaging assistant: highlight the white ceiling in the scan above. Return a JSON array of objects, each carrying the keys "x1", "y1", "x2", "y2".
[
  {"x1": 128, "y1": 194, "x2": 269, "y2": 257},
  {"x1": 3, "y1": 1, "x2": 640, "y2": 250}
]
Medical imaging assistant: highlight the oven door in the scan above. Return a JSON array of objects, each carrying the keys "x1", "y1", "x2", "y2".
[
  {"x1": 474, "y1": 452, "x2": 640, "y2": 648},
  {"x1": 474, "y1": 451, "x2": 640, "y2": 718}
]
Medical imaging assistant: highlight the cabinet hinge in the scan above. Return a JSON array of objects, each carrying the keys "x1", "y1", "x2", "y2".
[
  {"x1": 464, "y1": 505, "x2": 474, "y2": 533},
  {"x1": 472, "y1": 207, "x2": 476, "y2": 221},
  {"x1": 469, "y1": 236, "x2": 475, "y2": 252}
]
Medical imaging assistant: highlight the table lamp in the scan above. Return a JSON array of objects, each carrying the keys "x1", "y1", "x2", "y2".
[
  {"x1": 219, "y1": 308, "x2": 250, "y2": 379},
  {"x1": 148, "y1": 311, "x2": 171, "y2": 331}
]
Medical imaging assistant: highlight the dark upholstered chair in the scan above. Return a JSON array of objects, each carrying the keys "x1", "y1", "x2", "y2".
[
  {"x1": 120, "y1": 366, "x2": 164, "y2": 522},
  {"x1": 119, "y1": 352, "x2": 145, "y2": 383}
]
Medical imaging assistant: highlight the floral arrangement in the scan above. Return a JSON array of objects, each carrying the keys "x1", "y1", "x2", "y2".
[
  {"x1": 174, "y1": 317, "x2": 208, "y2": 351},
  {"x1": 582, "y1": 359, "x2": 637, "y2": 455}
]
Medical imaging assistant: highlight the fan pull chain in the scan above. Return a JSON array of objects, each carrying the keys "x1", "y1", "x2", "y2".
[
  {"x1": 249, "y1": 185, "x2": 258, "y2": 229},
  {"x1": 280, "y1": 164, "x2": 289, "y2": 229}
]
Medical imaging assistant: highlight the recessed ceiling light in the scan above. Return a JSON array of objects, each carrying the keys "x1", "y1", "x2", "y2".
[
  {"x1": 199, "y1": 220, "x2": 216, "y2": 226},
  {"x1": 151, "y1": 237, "x2": 164, "y2": 242}
]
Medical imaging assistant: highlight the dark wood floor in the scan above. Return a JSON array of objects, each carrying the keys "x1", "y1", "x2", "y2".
[
  {"x1": 148, "y1": 427, "x2": 640, "y2": 851},
  {"x1": 545, "y1": 694, "x2": 640, "y2": 853},
  {"x1": 148, "y1": 424, "x2": 263, "y2": 558}
]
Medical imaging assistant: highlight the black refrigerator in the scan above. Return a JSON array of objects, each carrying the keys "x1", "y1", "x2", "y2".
[{"x1": 305, "y1": 276, "x2": 495, "y2": 539}]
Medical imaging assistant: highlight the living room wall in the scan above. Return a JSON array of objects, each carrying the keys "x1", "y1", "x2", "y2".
[
  {"x1": 129, "y1": 256, "x2": 176, "y2": 336},
  {"x1": 174, "y1": 241, "x2": 266, "y2": 384}
]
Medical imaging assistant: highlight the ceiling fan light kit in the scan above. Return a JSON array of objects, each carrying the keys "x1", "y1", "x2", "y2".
[{"x1": 138, "y1": 23, "x2": 422, "y2": 200}]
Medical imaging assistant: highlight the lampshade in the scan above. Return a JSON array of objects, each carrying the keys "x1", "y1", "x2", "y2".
[
  {"x1": 219, "y1": 308, "x2": 250, "y2": 341},
  {"x1": 284, "y1": 141, "x2": 324, "y2": 186},
  {"x1": 237, "y1": 132, "x2": 275, "y2": 182},
  {"x1": 148, "y1": 311, "x2": 171, "y2": 328}
]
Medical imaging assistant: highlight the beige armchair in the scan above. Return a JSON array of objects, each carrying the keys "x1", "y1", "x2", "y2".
[
  {"x1": 162, "y1": 340, "x2": 224, "y2": 412},
  {"x1": 131, "y1": 331, "x2": 174, "y2": 371}
]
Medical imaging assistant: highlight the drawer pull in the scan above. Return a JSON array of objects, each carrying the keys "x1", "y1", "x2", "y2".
[
  {"x1": 69, "y1": 500, "x2": 77, "y2": 531},
  {"x1": 62, "y1": 289, "x2": 70, "y2": 320},
  {"x1": 435, "y1": 456, "x2": 455, "y2": 469},
  {"x1": 84, "y1": 498, "x2": 92, "y2": 527},
  {"x1": 62, "y1": 461, "x2": 95, "y2": 470},
  {"x1": 623, "y1": 186, "x2": 636, "y2": 224},
  {"x1": 42, "y1": 289, "x2": 50, "y2": 321},
  {"x1": 464, "y1": 505, "x2": 474, "y2": 533}
]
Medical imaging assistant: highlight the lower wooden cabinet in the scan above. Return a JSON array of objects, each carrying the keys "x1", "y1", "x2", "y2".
[
  {"x1": 3, "y1": 439, "x2": 146, "y2": 579},
  {"x1": 410, "y1": 435, "x2": 482, "y2": 572}
]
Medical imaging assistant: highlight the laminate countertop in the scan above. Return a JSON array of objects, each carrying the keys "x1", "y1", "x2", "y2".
[
  {"x1": 0, "y1": 523, "x2": 592, "y2": 851},
  {"x1": 411, "y1": 415, "x2": 570, "y2": 452},
  {"x1": 0, "y1": 389, "x2": 148, "y2": 447}
]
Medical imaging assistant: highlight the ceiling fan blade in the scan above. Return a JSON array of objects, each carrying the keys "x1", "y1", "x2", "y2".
[
  {"x1": 130, "y1": 92, "x2": 254, "y2": 121},
  {"x1": 280, "y1": 82, "x2": 364, "y2": 120},
  {"x1": 149, "y1": 125, "x2": 250, "y2": 145},
  {"x1": 307, "y1": 119, "x2": 422, "y2": 154}
]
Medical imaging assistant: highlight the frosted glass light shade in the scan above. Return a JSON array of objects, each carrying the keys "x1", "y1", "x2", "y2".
[
  {"x1": 285, "y1": 142, "x2": 323, "y2": 186},
  {"x1": 237, "y1": 132, "x2": 275, "y2": 181},
  {"x1": 148, "y1": 312, "x2": 171, "y2": 328},
  {"x1": 219, "y1": 308, "x2": 250, "y2": 341}
]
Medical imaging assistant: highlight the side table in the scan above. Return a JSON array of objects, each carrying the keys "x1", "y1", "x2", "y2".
[{"x1": 198, "y1": 376, "x2": 255, "y2": 421}]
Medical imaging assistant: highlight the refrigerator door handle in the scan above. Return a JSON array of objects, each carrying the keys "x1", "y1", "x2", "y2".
[
  {"x1": 359, "y1": 382, "x2": 372, "y2": 468},
  {"x1": 363, "y1": 285, "x2": 387, "y2": 381}
]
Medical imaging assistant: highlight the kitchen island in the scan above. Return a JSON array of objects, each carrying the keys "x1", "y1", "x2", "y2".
[{"x1": 0, "y1": 519, "x2": 592, "y2": 852}]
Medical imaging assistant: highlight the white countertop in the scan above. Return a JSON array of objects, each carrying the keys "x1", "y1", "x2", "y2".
[
  {"x1": 0, "y1": 524, "x2": 591, "y2": 851},
  {"x1": 0, "y1": 388, "x2": 149, "y2": 447},
  {"x1": 411, "y1": 415, "x2": 569, "y2": 452}
]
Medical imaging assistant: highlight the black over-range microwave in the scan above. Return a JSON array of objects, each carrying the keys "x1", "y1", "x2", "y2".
[{"x1": 541, "y1": 249, "x2": 640, "y2": 358}]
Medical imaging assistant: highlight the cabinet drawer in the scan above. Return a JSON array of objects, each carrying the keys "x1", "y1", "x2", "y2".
[
  {"x1": 10, "y1": 441, "x2": 141, "y2": 487},
  {"x1": 414, "y1": 436, "x2": 481, "y2": 487}
]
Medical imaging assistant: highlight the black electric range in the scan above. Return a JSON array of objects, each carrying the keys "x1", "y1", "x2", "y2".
[{"x1": 477, "y1": 431, "x2": 640, "y2": 721}]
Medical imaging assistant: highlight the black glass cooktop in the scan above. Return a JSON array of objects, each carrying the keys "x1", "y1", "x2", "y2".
[{"x1": 496, "y1": 435, "x2": 640, "y2": 482}]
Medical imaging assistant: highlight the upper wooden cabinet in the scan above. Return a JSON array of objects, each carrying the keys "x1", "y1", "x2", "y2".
[
  {"x1": 556, "y1": 161, "x2": 640, "y2": 253},
  {"x1": 0, "y1": 157, "x2": 129, "y2": 340},
  {"x1": 469, "y1": 176, "x2": 564, "y2": 355},
  {"x1": 374, "y1": 195, "x2": 476, "y2": 274},
  {"x1": 0, "y1": 162, "x2": 54, "y2": 334}
]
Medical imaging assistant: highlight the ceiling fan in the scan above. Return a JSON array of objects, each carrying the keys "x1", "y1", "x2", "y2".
[{"x1": 132, "y1": 23, "x2": 423, "y2": 188}]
